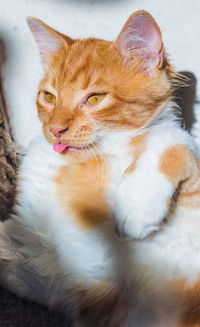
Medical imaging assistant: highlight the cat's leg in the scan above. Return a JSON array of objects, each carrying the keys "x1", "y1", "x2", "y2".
[{"x1": 114, "y1": 136, "x2": 195, "y2": 239}]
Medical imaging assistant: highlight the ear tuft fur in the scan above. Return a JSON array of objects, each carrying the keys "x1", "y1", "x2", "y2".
[
  {"x1": 27, "y1": 17, "x2": 65, "y2": 68},
  {"x1": 116, "y1": 10, "x2": 163, "y2": 75}
]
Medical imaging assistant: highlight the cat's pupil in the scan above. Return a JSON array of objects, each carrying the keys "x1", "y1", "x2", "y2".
[{"x1": 44, "y1": 92, "x2": 56, "y2": 104}]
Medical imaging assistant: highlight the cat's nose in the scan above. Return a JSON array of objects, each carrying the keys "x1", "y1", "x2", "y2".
[{"x1": 49, "y1": 125, "x2": 69, "y2": 139}]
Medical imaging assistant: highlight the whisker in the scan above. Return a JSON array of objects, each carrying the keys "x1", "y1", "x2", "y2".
[
  {"x1": 90, "y1": 142, "x2": 105, "y2": 182},
  {"x1": 87, "y1": 144, "x2": 100, "y2": 177}
]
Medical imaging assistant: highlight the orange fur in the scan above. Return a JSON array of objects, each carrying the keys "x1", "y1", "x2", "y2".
[
  {"x1": 125, "y1": 133, "x2": 147, "y2": 174},
  {"x1": 174, "y1": 278, "x2": 200, "y2": 326},
  {"x1": 177, "y1": 158, "x2": 200, "y2": 209},
  {"x1": 54, "y1": 156, "x2": 113, "y2": 229},
  {"x1": 34, "y1": 18, "x2": 173, "y2": 160},
  {"x1": 76, "y1": 281, "x2": 131, "y2": 327},
  {"x1": 159, "y1": 145, "x2": 200, "y2": 209},
  {"x1": 159, "y1": 145, "x2": 193, "y2": 187}
]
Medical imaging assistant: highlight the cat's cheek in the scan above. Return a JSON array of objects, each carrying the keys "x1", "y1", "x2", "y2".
[
  {"x1": 38, "y1": 112, "x2": 48, "y2": 122},
  {"x1": 37, "y1": 108, "x2": 53, "y2": 126}
]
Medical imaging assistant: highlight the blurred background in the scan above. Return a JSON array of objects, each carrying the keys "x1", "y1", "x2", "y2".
[{"x1": 0, "y1": 0, "x2": 200, "y2": 147}]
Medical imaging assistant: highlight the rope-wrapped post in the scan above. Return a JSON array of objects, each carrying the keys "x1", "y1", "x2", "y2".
[{"x1": 0, "y1": 107, "x2": 20, "y2": 220}]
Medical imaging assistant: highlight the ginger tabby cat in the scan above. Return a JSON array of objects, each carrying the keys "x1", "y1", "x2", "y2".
[{"x1": 0, "y1": 10, "x2": 200, "y2": 327}]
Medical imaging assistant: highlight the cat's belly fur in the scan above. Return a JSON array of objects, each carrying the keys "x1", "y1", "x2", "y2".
[{"x1": 5, "y1": 135, "x2": 200, "y2": 326}]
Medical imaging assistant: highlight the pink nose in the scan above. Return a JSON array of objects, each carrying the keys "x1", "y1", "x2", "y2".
[{"x1": 49, "y1": 125, "x2": 68, "y2": 139}]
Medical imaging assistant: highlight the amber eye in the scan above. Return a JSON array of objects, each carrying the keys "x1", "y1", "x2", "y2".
[
  {"x1": 86, "y1": 94, "x2": 106, "y2": 106},
  {"x1": 43, "y1": 92, "x2": 56, "y2": 104}
]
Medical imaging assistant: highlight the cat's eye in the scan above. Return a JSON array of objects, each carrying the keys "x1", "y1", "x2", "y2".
[
  {"x1": 86, "y1": 94, "x2": 106, "y2": 106},
  {"x1": 43, "y1": 92, "x2": 56, "y2": 104}
]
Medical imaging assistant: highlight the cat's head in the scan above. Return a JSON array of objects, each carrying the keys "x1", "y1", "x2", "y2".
[{"x1": 27, "y1": 11, "x2": 174, "y2": 160}]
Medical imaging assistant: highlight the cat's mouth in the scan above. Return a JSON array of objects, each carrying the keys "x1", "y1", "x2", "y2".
[{"x1": 53, "y1": 142, "x2": 87, "y2": 153}]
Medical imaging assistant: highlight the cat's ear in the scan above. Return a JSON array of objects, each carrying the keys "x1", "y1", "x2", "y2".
[
  {"x1": 27, "y1": 17, "x2": 73, "y2": 69},
  {"x1": 115, "y1": 10, "x2": 163, "y2": 75}
]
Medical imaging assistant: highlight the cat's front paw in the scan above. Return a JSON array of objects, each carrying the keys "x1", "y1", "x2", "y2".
[
  {"x1": 114, "y1": 175, "x2": 172, "y2": 239},
  {"x1": 115, "y1": 210, "x2": 161, "y2": 239}
]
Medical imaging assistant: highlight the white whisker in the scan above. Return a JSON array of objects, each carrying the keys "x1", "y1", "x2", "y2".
[
  {"x1": 87, "y1": 144, "x2": 100, "y2": 177},
  {"x1": 90, "y1": 142, "x2": 105, "y2": 182}
]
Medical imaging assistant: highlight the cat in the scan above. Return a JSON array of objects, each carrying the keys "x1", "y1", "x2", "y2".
[{"x1": 0, "y1": 9, "x2": 200, "y2": 327}]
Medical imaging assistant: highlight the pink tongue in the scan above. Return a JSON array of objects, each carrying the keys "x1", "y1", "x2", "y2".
[{"x1": 53, "y1": 142, "x2": 69, "y2": 153}]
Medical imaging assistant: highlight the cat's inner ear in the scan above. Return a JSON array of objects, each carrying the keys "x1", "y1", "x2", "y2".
[
  {"x1": 115, "y1": 10, "x2": 163, "y2": 75},
  {"x1": 27, "y1": 17, "x2": 72, "y2": 68}
]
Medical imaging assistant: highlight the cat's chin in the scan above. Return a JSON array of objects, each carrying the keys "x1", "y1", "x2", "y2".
[{"x1": 65, "y1": 150, "x2": 91, "y2": 164}]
